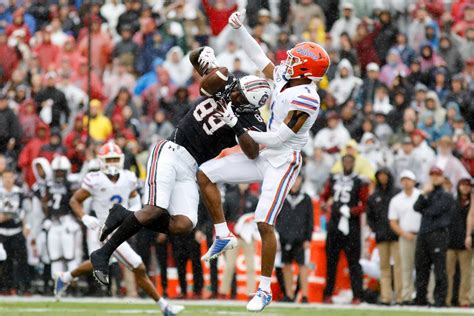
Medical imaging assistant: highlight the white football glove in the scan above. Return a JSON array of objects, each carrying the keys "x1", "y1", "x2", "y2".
[
  {"x1": 340, "y1": 205, "x2": 351, "y2": 218},
  {"x1": 198, "y1": 46, "x2": 218, "y2": 73},
  {"x1": 229, "y1": 10, "x2": 246, "y2": 29},
  {"x1": 0, "y1": 243, "x2": 6, "y2": 261},
  {"x1": 82, "y1": 215, "x2": 100, "y2": 230},
  {"x1": 214, "y1": 100, "x2": 238, "y2": 128}
]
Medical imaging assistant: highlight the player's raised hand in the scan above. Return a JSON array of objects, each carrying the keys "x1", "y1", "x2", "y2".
[
  {"x1": 214, "y1": 99, "x2": 238, "y2": 127},
  {"x1": 198, "y1": 47, "x2": 218, "y2": 74},
  {"x1": 229, "y1": 9, "x2": 246, "y2": 29}
]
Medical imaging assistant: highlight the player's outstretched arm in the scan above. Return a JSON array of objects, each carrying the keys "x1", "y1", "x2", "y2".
[
  {"x1": 247, "y1": 110, "x2": 308, "y2": 148},
  {"x1": 229, "y1": 10, "x2": 274, "y2": 79}
]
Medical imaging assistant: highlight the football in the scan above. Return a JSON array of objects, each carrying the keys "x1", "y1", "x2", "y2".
[{"x1": 199, "y1": 67, "x2": 230, "y2": 97}]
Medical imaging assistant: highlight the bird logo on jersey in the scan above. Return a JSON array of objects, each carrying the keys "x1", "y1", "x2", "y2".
[
  {"x1": 283, "y1": 42, "x2": 330, "y2": 81},
  {"x1": 97, "y1": 142, "x2": 125, "y2": 176}
]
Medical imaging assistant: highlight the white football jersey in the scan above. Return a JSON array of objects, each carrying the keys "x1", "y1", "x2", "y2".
[
  {"x1": 81, "y1": 170, "x2": 137, "y2": 223},
  {"x1": 262, "y1": 65, "x2": 321, "y2": 166}
]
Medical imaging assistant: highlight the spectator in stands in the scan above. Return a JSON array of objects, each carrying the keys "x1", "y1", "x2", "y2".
[
  {"x1": 84, "y1": 99, "x2": 112, "y2": 142},
  {"x1": 0, "y1": 30, "x2": 19, "y2": 85},
  {"x1": 434, "y1": 136, "x2": 471, "y2": 193},
  {"x1": 103, "y1": 59, "x2": 136, "y2": 100},
  {"x1": 303, "y1": 146, "x2": 332, "y2": 197},
  {"x1": 374, "y1": 10, "x2": 397, "y2": 65},
  {"x1": 313, "y1": 111, "x2": 351, "y2": 162},
  {"x1": 112, "y1": 24, "x2": 138, "y2": 64},
  {"x1": 34, "y1": 71, "x2": 69, "y2": 129},
  {"x1": 392, "y1": 137, "x2": 424, "y2": 187},
  {"x1": 408, "y1": 7, "x2": 432, "y2": 52},
  {"x1": 354, "y1": 22, "x2": 379, "y2": 76},
  {"x1": 379, "y1": 49, "x2": 409, "y2": 88},
  {"x1": 413, "y1": 166, "x2": 455, "y2": 307},
  {"x1": 330, "y1": 3, "x2": 360, "y2": 47},
  {"x1": 277, "y1": 175, "x2": 313, "y2": 303},
  {"x1": 141, "y1": 68, "x2": 177, "y2": 118},
  {"x1": 392, "y1": 33, "x2": 416, "y2": 67},
  {"x1": 290, "y1": 0, "x2": 325, "y2": 40},
  {"x1": 388, "y1": 170, "x2": 421, "y2": 305},
  {"x1": 163, "y1": 46, "x2": 192, "y2": 87},
  {"x1": 321, "y1": 154, "x2": 369, "y2": 304},
  {"x1": 328, "y1": 58, "x2": 362, "y2": 106},
  {"x1": 0, "y1": 93, "x2": 21, "y2": 155},
  {"x1": 438, "y1": 35, "x2": 464, "y2": 75},
  {"x1": 367, "y1": 168, "x2": 401, "y2": 305},
  {"x1": 18, "y1": 122, "x2": 49, "y2": 188},
  {"x1": 38, "y1": 127, "x2": 65, "y2": 162},
  {"x1": 358, "y1": 63, "x2": 382, "y2": 108},
  {"x1": 331, "y1": 140, "x2": 376, "y2": 182},
  {"x1": 446, "y1": 177, "x2": 472, "y2": 307}
]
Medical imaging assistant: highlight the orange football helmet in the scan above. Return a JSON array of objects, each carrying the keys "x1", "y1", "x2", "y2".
[
  {"x1": 283, "y1": 42, "x2": 330, "y2": 81},
  {"x1": 97, "y1": 141, "x2": 124, "y2": 176}
]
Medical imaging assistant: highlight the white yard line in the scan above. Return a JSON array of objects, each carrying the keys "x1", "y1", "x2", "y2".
[{"x1": 0, "y1": 296, "x2": 473, "y2": 314}]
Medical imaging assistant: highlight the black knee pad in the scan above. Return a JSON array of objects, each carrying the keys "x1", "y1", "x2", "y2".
[{"x1": 143, "y1": 209, "x2": 171, "y2": 234}]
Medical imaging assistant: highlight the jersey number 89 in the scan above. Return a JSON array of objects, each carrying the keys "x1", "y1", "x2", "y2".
[{"x1": 193, "y1": 99, "x2": 226, "y2": 135}]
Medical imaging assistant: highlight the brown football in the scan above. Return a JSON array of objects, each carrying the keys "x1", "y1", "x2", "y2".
[{"x1": 199, "y1": 67, "x2": 230, "y2": 97}]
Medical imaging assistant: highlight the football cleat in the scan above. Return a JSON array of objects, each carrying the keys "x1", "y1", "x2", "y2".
[
  {"x1": 162, "y1": 304, "x2": 185, "y2": 315},
  {"x1": 247, "y1": 288, "x2": 272, "y2": 312},
  {"x1": 53, "y1": 272, "x2": 69, "y2": 299},
  {"x1": 201, "y1": 234, "x2": 238, "y2": 262},
  {"x1": 90, "y1": 249, "x2": 110, "y2": 286},
  {"x1": 99, "y1": 204, "x2": 132, "y2": 242}
]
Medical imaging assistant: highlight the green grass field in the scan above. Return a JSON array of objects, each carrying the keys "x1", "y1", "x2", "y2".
[{"x1": 0, "y1": 301, "x2": 473, "y2": 316}]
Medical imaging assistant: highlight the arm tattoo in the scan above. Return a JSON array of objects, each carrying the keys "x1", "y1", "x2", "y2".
[{"x1": 287, "y1": 111, "x2": 308, "y2": 128}]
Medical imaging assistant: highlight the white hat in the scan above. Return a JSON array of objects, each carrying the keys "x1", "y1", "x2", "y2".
[
  {"x1": 366, "y1": 62, "x2": 380, "y2": 72},
  {"x1": 400, "y1": 170, "x2": 416, "y2": 182},
  {"x1": 342, "y1": 3, "x2": 354, "y2": 10}
]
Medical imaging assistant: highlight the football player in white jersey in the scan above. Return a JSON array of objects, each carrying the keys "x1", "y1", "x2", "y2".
[
  {"x1": 53, "y1": 142, "x2": 183, "y2": 316},
  {"x1": 196, "y1": 10, "x2": 330, "y2": 312}
]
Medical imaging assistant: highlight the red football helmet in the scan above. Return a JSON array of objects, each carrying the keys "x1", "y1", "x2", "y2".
[
  {"x1": 283, "y1": 42, "x2": 330, "y2": 81},
  {"x1": 98, "y1": 141, "x2": 124, "y2": 176}
]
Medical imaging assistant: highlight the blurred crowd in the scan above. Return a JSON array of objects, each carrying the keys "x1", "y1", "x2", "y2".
[{"x1": 0, "y1": 0, "x2": 473, "y2": 308}]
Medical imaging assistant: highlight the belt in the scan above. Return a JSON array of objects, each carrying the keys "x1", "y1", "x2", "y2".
[{"x1": 0, "y1": 227, "x2": 22, "y2": 236}]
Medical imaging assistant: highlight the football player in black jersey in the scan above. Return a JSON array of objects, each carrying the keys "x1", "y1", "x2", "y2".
[
  {"x1": 91, "y1": 47, "x2": 272, "y2": 287},
  {"x1": 41, "y1": 156, "x2": 82, "y2": 281}
]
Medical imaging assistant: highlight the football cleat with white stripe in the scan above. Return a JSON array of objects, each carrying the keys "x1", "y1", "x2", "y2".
[{"x1": 201, "y1": 234, "x2": 238, "y2": 262}]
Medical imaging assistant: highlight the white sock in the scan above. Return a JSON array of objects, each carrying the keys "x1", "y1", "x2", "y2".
[
  {"x1": 259, "y1": 276, "x2": 272, "y2": 293},
  {"x1": 214, "y1": 222, "x2": 230, "y2": 238},
  {"x1": 157, "y1": 297, "x2": 168, "y2": 310},
  {"x1": 62, "y1": 271, "x2": 73, "y2": 283}
]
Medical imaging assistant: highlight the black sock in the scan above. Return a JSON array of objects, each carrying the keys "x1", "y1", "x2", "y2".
[
  {"x1": 143, "y1": 210, "x2": 171, "y2": 234},
  {"x1": 100, "y1": 213, "x2": 143, "y2": 257}
]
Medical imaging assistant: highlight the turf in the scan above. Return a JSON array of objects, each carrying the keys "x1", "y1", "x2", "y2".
[{"x1": 0, "y1": 301, "x2": 473, "y2": 316}]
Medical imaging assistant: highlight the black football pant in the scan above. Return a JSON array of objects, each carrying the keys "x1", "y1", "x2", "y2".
[
  {"x1": 415, "y1": 229, "x2": 448, "y2": 306},
  {"x1": 323, "y1": 227, "x2": 363, "y2": 299},
  {"x1": 170, "y1": 233, "x2": 203, "y2": 296},
  {"x1": 0, "y1": 232, "x2": 29, "y2": 292}
]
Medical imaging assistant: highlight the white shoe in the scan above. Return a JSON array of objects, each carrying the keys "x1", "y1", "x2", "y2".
[
  {"x1": 162, "y1": 304, "x2": 185, "y2": 315},
  {"x1": 201, "y1": 234, "x2": 238, "y2": 262},
  {"x1": 53, "y1": 272, "x2": 69, "y2": 300},
  {"x1": 247, "y1": 288, "x2": 272, "y2": 312}
]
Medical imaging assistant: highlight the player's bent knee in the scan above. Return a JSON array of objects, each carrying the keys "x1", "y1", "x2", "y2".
[
  {"x1": 169, "y1": 215, "x2": 193, "y2": 235},
  {"x1": 132, "y1": 263, "x2": 147, "y2": 276},
  {"x1": 257, "y1": 222, "x2": 274, "y2": 235}
]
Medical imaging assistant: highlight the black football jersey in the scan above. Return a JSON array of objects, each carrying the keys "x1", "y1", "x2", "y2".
[
  {"x1": 170, "y1": 97, "x2": 266, "y2": 165},
  {"x1": 46, "y1": 181, "x2": 73, "y2": 218},
  {"x1": 327, "y1": 173, "x2": 364, "y2": 227}
]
